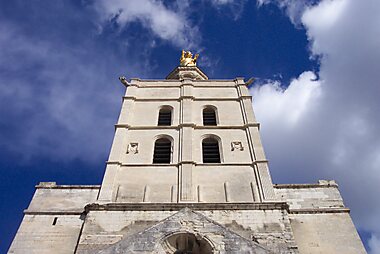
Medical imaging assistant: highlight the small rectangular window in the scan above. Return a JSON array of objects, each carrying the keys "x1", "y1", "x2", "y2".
[
  {"x1": 202, "y1": 138, "x2": 221, "y2": 163},
  {"x1": 52, "y1": 217, "x2": 58, "y2": 226},
  {"x1": 158, "y1": 109, "x2": 172, "y2": 126},
  {"x1": 203, "y1": 108, "x2": 217, "y2": 126},
  {"x1": 153, "y1": 138, "x2": 171, "y2": 163}
]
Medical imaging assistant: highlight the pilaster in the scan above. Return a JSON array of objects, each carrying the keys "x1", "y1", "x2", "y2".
[
  {"x1": 235, "y1": 78, "x2": 276, "y2": 200},
  {"x1": 178, "y1": 79, "x2": 195, "y2": 201},
  {"x1": 97, "y1": 162, "x2": 120, "y2": 202}
]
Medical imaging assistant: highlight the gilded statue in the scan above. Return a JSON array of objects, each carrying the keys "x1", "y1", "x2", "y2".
[{"x1": 180, "y1": 50, "x2": 199, "y2": 67}]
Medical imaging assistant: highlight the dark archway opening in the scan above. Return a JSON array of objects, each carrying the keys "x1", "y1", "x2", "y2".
[
  {"x1": 164, "y1": 233, "x2": 213, "y2": 254},
  {"x1": 202, "y1": 138, "x2": 221, "y2": 163},
  {"x1": 153, "y1": 138, "x2": 171, "y2": 164}
]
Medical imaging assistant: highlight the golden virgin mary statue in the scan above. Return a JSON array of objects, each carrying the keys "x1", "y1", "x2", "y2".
[{"x1": 180, "y1": 50, "x2": 199, "y2": 67}]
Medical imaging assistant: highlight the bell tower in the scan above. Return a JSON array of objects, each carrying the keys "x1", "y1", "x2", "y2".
[
  {"x1": 9, "y1": 51, "x2": 366, "y2": 254},
  {"x1": 97, "y1": 52, "x2": 275, "y2": 204}
]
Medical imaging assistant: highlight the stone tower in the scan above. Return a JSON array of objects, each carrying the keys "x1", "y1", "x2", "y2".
[{"x1": 9, "y1": 53, "x2": 366, "y2": 253}]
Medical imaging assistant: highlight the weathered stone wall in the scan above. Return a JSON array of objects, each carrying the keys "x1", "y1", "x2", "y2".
[
  {"x1": 27, "y1": 182, "x2": 100, "y2": 212},
  {"x1": 8, "y1": 183, "x2": 99, "y2": 254},
  {"x1": 77, "y1": 210, "x2": 174, "y2": 252},
  {"x1": 289, "y1": 213, "x2": 366, "y2": 254},
  {"x1": 202, "y1": 209, "x2": 297, "y2": 253},
  {"x1": 9, "y1": 214, "x2": 83, "y2": 254},
  {"x1": 109, "y1": 164, "x2": 259, "y2": 203},
  {"x1": 98, "y1": 77, "x2": 275, "y2": 203},
  {"x1": 77, "y1": 206, "x2": 297, "y2": 253},
  {"x1": 274, "y1": 181, "x2": 344, "y2": 210},
  {"x1": 274, "y1": 181, "x2": 367, "y2": 254},
  {"x1": 78, "y1": 208, "x2": 277, "y2": 254},
  {"x1": 108, "y1": 128, "x2": 255, "y2": 165}
]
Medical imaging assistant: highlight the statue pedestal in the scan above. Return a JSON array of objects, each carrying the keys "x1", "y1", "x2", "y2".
[{"x1": 166, "y1": 66, "x2": 208, "y2": 80}]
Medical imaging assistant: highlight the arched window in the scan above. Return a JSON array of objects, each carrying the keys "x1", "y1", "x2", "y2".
[
  {"x1": 158, "y1": 107, "x2": 172, "y2": 126},
  {"x1": 203, "y1": 107, "x2": 217, "y2": 126},
  {"x1": 153, "y1": 138, "x2": 171, "y2": 163},
  {"x1": 202, "y1": 138, "x2": 221, "y2": 163}
]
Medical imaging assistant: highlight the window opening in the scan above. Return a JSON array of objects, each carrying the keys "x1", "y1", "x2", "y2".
[
  {"x1": 203, "y1": 108, "x2": 217, "y2": 126},
  {"x1": 202, "y1": 138, "x2": 220, "y2": 163},
  {"x1": 153, "y1": 138, "x2": 171, "y2": 163},
  {"x1": 52, "y1": 217, "x2": 58, "y2": 226},
  {"x1": 158, "y1": 108, "x2": 172, "y2": 126}
]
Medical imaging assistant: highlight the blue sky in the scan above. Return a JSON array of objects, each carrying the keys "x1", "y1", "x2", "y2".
[{"x1": 1, "y1": 0, "x2": 379, "y2": 253}]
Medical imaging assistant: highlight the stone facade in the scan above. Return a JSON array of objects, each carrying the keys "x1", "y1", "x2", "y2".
[{"x1": 9, "y1": 66, "x2": 366, "y2": 253}]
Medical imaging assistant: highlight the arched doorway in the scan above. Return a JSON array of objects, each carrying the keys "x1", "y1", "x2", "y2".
[{"x1": 162, "y1": 232, "x2": 213, "y2": 254}]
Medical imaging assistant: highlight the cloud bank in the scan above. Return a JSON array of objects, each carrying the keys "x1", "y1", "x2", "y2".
[
  {"x1": 94, "y1": 0, "x2": 200, "y2": 49},
  {"x1": 1, "y1": 0, "x2": 378, "y2": 252},
  {"x1": 0, "y1": 17, "x2": 124, "y2": 164},
  {"x1": 253, "y1": 0, "x2": 380, "y2": 252}
]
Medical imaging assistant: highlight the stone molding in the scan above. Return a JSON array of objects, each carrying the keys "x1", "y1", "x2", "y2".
[
  {"x1": 105, "y1": 161, "x2": 266, "y2": 167},
  {"x1": 114, "y1": 123, "x2": 260, "y2": 130},
  {"x1": 129, "y1": 78, "x2": 253, "y2": 85},
  {"x1": 84, "y1": 202, "x2": 289, "y2": 213},
  {"x1": 22, "y1": 203, "x2": 350, "y2": 216},
  {"x1": 36, "y1": 182, "x2": 101, "y2": 189},
  {"x1": 122, "y1": 95, "x2": 252, "y2": 101},
  {"x1": 24, "y1": 210, "x2": 84, "y2": 215},
  {"x1": 274, "y1": 181, "x2": 339, "y2": 189},
  {"x1": 132, "y1": 78, "x2": 245, "y2": 82},
  {"x1": 122, "y1": 82, "x2": 254, "y2": 90},
  {"x1": 289, "y1": 207, "x2": 350, "y2": 214}
]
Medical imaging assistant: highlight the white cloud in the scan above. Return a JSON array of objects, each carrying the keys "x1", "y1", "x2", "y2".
[
  {"x1": 210, "y1": 0, "x2": 235, "y2": 4},
  {"x1": 252, "y1": 71, "x2": 321, "y2": 128},
  {"x1": 369, "y1": 234, "x2": 380, "y2": 254},
  {"x1": 94, "y1": 0, "x2": 200, "y2": 48},
  {"x1": 0, "y1": 21, "x2": 124, "y2": 163},
  {"x1": 257, "y1": 0, "x2": 310, "y2": 25},
  {"x1": 302, "y1": 0, "x2": 348, "y2": 36},
  {"x1": 252, "y1": 0, "x2": 380, "y2": 250},
  {"x1": 205, "y1": 0, "x2": 248, "y2": 20}
]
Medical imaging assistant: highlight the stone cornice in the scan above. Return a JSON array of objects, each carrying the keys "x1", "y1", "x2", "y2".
[
  {"x1": 195, "y1": 162, "x2": 255, "y2": 166},
  {"x1": 24, "y1": 210, "x2": 84, "y2": 215},
  {"x1": 254, "y1": 160, "x2": 269, "y2": 164},
  {"x1": 22, "y1": 204, "x2": 351, "y2": 215},
  {"x1": 122, "y1": 96, "x2": 252, "y2": 101},
  {"x1": 36, "y1": 182, "x2": 101, "y2": 189},
  {"x1": 129, "y1": 78, "x2": 252, "y2": 84},
  {"x1": 193, "y1": 123, "x2": 260, "y2": 129},
  {"x1": 114, "y1": 123, "x2": 260, "y2": 130},
  {"x1": 105, "y1": 161, "x2": 262, "y2": 167},
  {"x1": 289, "y1": 208, "x2": 350, "y2": 214},
  {"x1": 127, "y1": 78, "x2": 255, "y2": 88},
  {"x1": 274, "y1": 181, "x2": 339, "y2": 189},
  {"x1": 84, "y1": 202, "x2": 289, "y2": 213}
]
